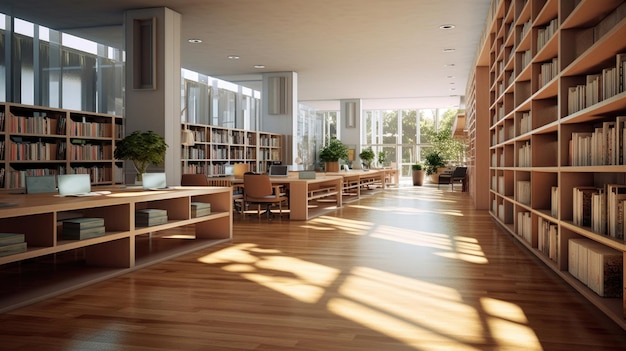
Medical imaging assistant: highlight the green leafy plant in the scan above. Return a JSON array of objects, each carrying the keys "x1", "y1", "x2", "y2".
[
  {"x1": 319, "y1": 138, "x2": 349, "y2": 162},
  {"x1": 114, "y1": 130, "x2": 168, "y2": 180},
  {"x1": 377, "y1": 150, "x2": 386, "y2": 166},
  {"x1": 424, "y1": 151, "x2": 446, "y2": 175},
  {"x1": 411, "y1": 163, "x2": 423, "y2": 171},
  {"x1": 359, "y1": 147, "x2": 375, "y2": 168}
]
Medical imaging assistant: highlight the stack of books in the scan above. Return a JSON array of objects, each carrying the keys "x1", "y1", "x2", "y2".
[
  {"x1": 62, "y1": 217, "x2": 105, "y2": 240},
  {"x1": 0, "y1": 233, "x2": 27, "y2": 257},
  {"x1": 136, "y1": 209, "x2": 168, "y2": 227},
  {"x1": 191, "y1": 202, "x2": 211, "y2": 218}
]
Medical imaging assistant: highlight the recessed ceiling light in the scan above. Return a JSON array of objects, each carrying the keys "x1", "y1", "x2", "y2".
[
  {"x1": 444, "y1": 63, "x2": 456, "y2": 67},
  {"x1": 447, "y1": 75, "x2": 455, "y2": 79},
  {"x1": 254, "y1": 65, "x2": 265, "y2": 69},
  {"x1": 188, "y1": 39, "x2": 202, "y2": 44},
  {"x1": 443, "y1": 48, "x2": 456, "y2": 53},
  {"x1": 227, "y1": 55, "x2": 240, "y2": 60},
  {"x1": 440, "y1": 24, "x2": 456, "y2": 30}
]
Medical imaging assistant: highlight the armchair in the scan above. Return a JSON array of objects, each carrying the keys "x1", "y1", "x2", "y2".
[{"x1": 438, "y1": 166, "x2": 467, "y2": 191}]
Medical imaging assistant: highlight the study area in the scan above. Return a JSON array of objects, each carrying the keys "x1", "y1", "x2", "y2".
[{"x1": 1, "y1": 0, "x2": 626, "y2": 349}]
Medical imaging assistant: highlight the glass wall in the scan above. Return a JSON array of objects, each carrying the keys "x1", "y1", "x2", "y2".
[
  {"x1": 297, "y1": 105, "x2": 323, "y2": 170},
  {"x1": 362, "y1": 107, "x2": 460, "y2": 177},
  {"x1": 182, "y1": 68, "x2": 261, "y2": 130},
  {"x1": 1, "y1": 14, "x2": 124, "y2": 115}
]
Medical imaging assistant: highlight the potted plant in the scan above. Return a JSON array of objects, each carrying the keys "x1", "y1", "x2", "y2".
[
  {"x1": 114, "y1": 130, "x2": 168, "y2": 182},
  {"x1": 359, "y1": 147, "x2": 375, "y2": 170},
  {"x1": 424, "y1": 150, "x2": 448, "y2": 183},
  {"x1": 411, "y1": 163, "x2": 425, "y2": 186},
  {"x1": 319, "y1": 137, "x2": 349, "y2": 172},
  {"x1": 377, "y1": 150, "x2": 386, "y2": 167}
]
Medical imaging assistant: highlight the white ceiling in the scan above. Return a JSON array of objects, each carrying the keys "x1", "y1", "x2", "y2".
[{"x1": 0, "y1": 0, "x2": 491, "y2": 110}]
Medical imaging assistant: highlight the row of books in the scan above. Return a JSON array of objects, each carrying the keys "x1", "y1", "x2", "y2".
[
  {"x1": 9, "y1": 115, "x2": 60, "y2": 135},
  {"x1": 68, "y1": 144, "x2": 109, "y2": 161},
  {"x1": 4, "y1": 166, "x2": 122, "y2": 188},
  {"x1": 537, "y1": 216, "x2": 558, "y2": 262},
  {"x1": 536, "y1": 18, "x2": 559, "y2": 53},
  {"x1": 567, "y1": 53, "x2": 626, "y2": 115},
  {"x1": 70, "y1": 121, "x2": 112, "y2": 138},
  {"x1": 572, "y1": 184, "x2": 626, "y2": 239},
  {"x1": 0, "y1": 112, "x2": 5, "y2": 132},
  {"x1": 518, "y1": 141, "x2": 531, "y2": 167},
  {"x1": 0, "y1": 233, "x2": 27, "y2": 257},
  {"x1": 516, "y1": 211, "x2": 532, "y2": 244},
  {"x1": 517, "y1": 180, "x2": 530, "y2": 205},
  {"x1": 9, "y1": 141, "x2": 59, "y2": 161},
  {"x1": 537, "y1": 58, "x2": 559, "y2": 89},
  {"x1": 569, "y1": 117, "x2": 626, "y2": 166},
  {"x1": 568, "y1": 238, "x2": 622, "y2": 297},
  {"x1": 0, "y1": 140, "x2": 4, "y2": 160}
]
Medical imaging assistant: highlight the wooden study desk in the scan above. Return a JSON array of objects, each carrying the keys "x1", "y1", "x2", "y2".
[
  {"x1": 230, "y1": 175, "x2": 343, "y2": 220},
  {"x1": 0, "y1": 186, "x2": 232, "y2": 312}
]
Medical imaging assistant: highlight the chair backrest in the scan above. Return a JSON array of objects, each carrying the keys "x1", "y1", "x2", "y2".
[
  {"x1": 243, "y1": 173, "x2": 273, "y2": 197},
  {"x1": 233, "y1": 163, "x2": 250, "y2": 179},
  {"x1": 452, "y1": 166, "x2": 467, "y2": 178},
  {"x1": 181, "y1": 173, "x2": 209, "y2": 186}
]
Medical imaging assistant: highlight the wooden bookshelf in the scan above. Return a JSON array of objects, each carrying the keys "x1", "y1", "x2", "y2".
[
  {"x1": 181, "y1": 123, "x2": 283, "y2": 177},
  {"x1": 0, "y1": 186, "x2": 232, "y2": 312},
  {"x1": 468, "y1": 0, "x2": 626, "y2": 330},
  {"x1": 0, "y1": 102, "x2": 124, "y2": 190}
]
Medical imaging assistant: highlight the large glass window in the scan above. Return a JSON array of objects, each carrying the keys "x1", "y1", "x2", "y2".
[
  {"x1": 363, "y1": 107, "x2": 461, "y2": 177},
  {"x1": 2, "y1": 13, "x2": 124, "y2": 115},
  {"x1": 181, "y1": 68, "x2": 261, "y2": 130}
]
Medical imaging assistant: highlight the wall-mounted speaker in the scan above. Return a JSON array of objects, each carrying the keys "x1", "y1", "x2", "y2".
[{"x1": 268, "y1": 76, "x2": 288, "y2": 115}]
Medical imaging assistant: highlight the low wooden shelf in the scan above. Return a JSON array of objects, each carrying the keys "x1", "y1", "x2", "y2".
[{"x1": 0, "y1": 186, "x2": 232, "y2": 312}]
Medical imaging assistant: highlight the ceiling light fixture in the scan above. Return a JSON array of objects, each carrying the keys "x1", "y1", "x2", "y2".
[
  {"x1": 443, "y1": 48, "x2": 456, "y2": 53},
  {"x1": 188, "y1": 39, "x2": 202, "y2": 44},
  {"x1": 228, "y1": 55, "x2": 240, "y2": 60},
  {"x1": 254, "y1": 65, "x2": 265, "y2": 69},
  {"x1": 439, "y1": 24, "x2": 456, "y2": 30}
]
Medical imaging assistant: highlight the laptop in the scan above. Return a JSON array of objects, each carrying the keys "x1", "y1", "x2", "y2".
[
  {"x1": 57, "y1": 174, "x2": 107, "y2": 196},
  {"x1": 142, "y1": 172, "x2": 170, "y2": 190},
  {"x1": 25, "y1": 175, "x2": 57, "y2": 194},
  {"x1": 268, "y1": 165, "x2": 289, "y2": 177}
]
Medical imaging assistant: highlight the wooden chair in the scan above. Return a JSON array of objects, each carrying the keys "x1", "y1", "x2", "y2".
[
  {"x1": 181, "y1": 173, "x2": 209, "y2": 186},
  {"x1": 243, "y1": 173, "x2": 288, "y2": 218},
  {"x1": 438, "y1": 166, "x2": 467, "y2": 191}
]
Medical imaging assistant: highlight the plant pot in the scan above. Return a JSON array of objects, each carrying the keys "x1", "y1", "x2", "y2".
[
  {"x1": 412, "y1": 170, "x2": 425, "y2": 186},
  {"x1": 325, "y1": 161, "x2": 340, "y2": 172}
]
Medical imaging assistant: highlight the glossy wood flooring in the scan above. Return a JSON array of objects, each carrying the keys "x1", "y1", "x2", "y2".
[{"x1": 1, "y1": 184, "x2": 625, "y2": 350}]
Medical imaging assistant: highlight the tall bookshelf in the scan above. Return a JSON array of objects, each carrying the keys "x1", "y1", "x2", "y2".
[
  {"x1": 181, "y1": 123, "x2": 283, "y2": 176},
  {"x1": 469, "y1": 0, "x2": 626, "y2": 329},
  {"x1": 0, "y1": 102, "x2": 124, "y2": 191}
]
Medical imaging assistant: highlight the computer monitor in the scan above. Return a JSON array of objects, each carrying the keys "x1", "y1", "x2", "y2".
[
  {"x1": 142, "y1": 172, "x2": 167, "y2": 190},
  {"x1": 268, "y1": 165, "x2": 289, "y2": 177},
  {"x1": 57, "y1": 174, "x2": 92, "y2": 196}
]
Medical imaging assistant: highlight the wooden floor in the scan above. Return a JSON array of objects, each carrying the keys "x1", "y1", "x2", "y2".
[{"x1": 1, "y1": 184, "x2": 625, "y2": 350}]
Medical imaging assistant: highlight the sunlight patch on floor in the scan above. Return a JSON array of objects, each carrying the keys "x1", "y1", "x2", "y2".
[
  {"x1": 348, "y1": 204, "x2": 464, "y2": 217},
  {"x1": 330, "y1": 267, "x2": 540, "y2": 350}
]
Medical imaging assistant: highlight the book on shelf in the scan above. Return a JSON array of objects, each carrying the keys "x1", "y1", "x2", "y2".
[
  {"x1": 0, "y1": 242, "x2": 27, "y2": 257},
  {"x1": 590, "y1": 190, "x2": 606, "y2": 234},
  {"x1": 573, "y1": 186, "x2": 599, "y2": 227},
  {"x1": 191, "y1": 202, "x2": 211, "y2": 218},
  {"x1": 62, "y1": 217, "x2": 105, "y2": 230},
  {"x1": 135, "y1": 209, "x2": 168, "y2": 227},
  {"x1": 0, "y1": 233, "x2": 25, "y2": 246},
  {"x1": 551, "y1": 186, "x2": 558, "y2": 218},
  {"x1": 62, "y1": 225, "x2": 106, "y2": 240},
  {"x1": 606, "y1": 184, "x2": 626, "y2": 239}
]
